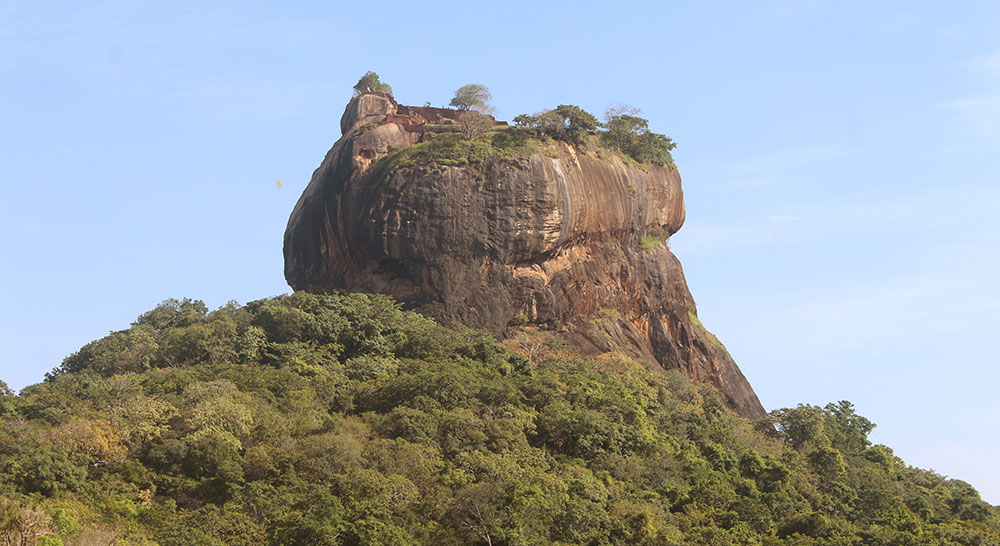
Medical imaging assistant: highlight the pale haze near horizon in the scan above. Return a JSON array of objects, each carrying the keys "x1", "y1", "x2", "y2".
[{"x1": 1, "y1": 1, "x2": 998, "y2": 504}]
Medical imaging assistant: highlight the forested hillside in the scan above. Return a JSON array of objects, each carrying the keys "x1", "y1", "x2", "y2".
[{"x1": 1, "y1": 293, "x2": 996, "y2": 545}]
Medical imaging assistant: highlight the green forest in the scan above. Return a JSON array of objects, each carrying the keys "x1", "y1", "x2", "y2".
[{"x1": 0, "y1": 292, "x2": 996, "y2": 545}]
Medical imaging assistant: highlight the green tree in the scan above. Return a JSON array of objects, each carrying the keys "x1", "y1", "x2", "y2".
[
  {"x1": 770, "y1": 404, "x2": 829, "y2": 452},
  {"x1": 629, "y1": 131, "x2": 676, "y2": 165},
  {"x1": 946, "y1": 480, "x2": 992, "y2": 523},
  {"x1": 512, "y1": 105, "x2": 598, "y2": 144},
  {"x1": 447, "y1": 483, "x2": 505, "y2": 546},
  {"x1": 823, "y1": 400, "x2": 875, "y2": 454},
  {"x1": 603, "y1": 104, "x2": 644, "y2": 149},
  {"x1": 54, "y1": 325, "x2": 159, "y2": 376},
  {"x1": 134, "y1": 298, "x2": 209, "y2": 331},
  {"x1": 12, "y1": 445, "x2": 87, "y2": 496},
  {"x1": 807, "y1": 446, "x2": 846, "y2": 478},
  {"x1": 353, "y1": 71, "x2": 393, "y2": 97},
  {"x1": 602, "y1": 104, "x2": 676, "y2": 165},
  {"x1": 0, "y1": 380, "x2": 14, "y2": 416},
  {"x1": 553, "y1": 104, "x2": 599, "y2": 144},
  {"x1": 778, "y1": 511, "x2": 830, "y2": 539},
  {"x1": 512, "y1": 110, "x2": 564, "y2": 137},
  {"x1": 111, "y1": 394, "x2": 178, "y2": 445}
]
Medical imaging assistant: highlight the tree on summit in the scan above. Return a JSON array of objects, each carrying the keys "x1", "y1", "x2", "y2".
[
  {"x1": 451, "y1": 84, "x2": 495, "y2": 139},
  {"x1": 353, "y1": 71, "x2": 393, "y2": 97},
  {"x1": 450, "y1": 84, "x2": 494, "y2": 113},
  {"x1": 514, "y1": 105, "x2": 599, "y2": 145},
  {"x1": 602, "y1": 104, "x2": 644, "y2": 150},
  {"x1": 601, "y1": 104, "x2": 675, "y2": 165},
  {"x1": 457, "y1": 111, "x2": 494, "y2": 140},
  {"x1": 553, "y1": 104, "x2": 599, "y2": 144}
]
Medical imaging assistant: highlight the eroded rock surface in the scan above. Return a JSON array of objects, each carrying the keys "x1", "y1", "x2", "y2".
[{"x1": 284, "y1": 94, "x2": 766, "y2": 419}]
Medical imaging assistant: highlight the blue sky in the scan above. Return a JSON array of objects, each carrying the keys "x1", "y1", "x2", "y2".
[{"x1": 2, "y1": 1, "x2": 998, "y2": 503}]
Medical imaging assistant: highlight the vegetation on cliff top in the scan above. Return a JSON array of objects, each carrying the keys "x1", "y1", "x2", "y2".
[
  {"x1": 512, "y1": 104, "x2": 676, "y2": 167},
  {"x1": 371, "y1": 130, "x2": 542, "y2": 182},
  {"x1": 353, "y1": 71, "x2": 393, "y2": 97},
  {"x1": 357, "y1": 72, "x2": 675, "y2": 170},
  {"x1": 0, "y1": 292, "x2": 997, "y2": 545},
  {"x1": 371, "y1": 101, "x2": 674, "y2": 186},
  {"x1": 450, "y1": 84, "x2": 494, "y2": 114}
]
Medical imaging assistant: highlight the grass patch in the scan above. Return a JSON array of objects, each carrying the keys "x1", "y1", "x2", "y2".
[
  {"x1": 589, "y1": 307, "x2": 624, "y2": 343},
  {"x1": 372, "y1": 131, "x2": 541, "y2": 182},
  {"x1": 541, "y1": 139, "x2": 561, "y2": 158},
  {"x1": 639, "y1": 226, "x2": 669, "y2": 250},
  {"x1": 687, "y1": 309, "x2": 726, "y2": 351},
  {"x1": 596, "y1": 307, "x2": 622, "y2": 320},
  {"x1": 509, "y1": 313, "x2": 529, "y2": 327}
]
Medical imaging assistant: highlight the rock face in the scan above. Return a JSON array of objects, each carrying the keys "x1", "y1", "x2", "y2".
[{"x1": 284, "y1": 94, "x2": 766, "y2": 420}]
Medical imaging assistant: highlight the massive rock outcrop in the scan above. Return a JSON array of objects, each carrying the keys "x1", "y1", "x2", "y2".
[{"x1": 284, "y1": 93, "x2": 766, "y2": 419}]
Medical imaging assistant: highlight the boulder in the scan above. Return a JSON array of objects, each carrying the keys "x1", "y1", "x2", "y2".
[{"x1": 284, "y1": 95, "x2": 766, "y2": 419}]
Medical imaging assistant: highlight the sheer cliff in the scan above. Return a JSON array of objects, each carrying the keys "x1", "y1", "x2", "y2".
[{"x1": 284, "y1": 93, "x2": 766, "y2": 419}]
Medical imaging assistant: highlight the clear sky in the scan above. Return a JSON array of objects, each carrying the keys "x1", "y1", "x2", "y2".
[{"x1": 2, "y1": 1, "x2": 998, "y2": 503}]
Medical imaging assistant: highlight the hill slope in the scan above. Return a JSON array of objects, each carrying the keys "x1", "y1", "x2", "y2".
[{"x1": 1, "y1": 293, "x2": 996, "y2": 545}]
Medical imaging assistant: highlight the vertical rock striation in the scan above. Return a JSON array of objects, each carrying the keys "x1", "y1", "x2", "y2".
[{"x1": 284, "y1": 94, "x2": 766, "y2": 419}]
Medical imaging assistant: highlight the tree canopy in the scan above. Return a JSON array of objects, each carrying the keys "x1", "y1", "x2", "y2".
[
  {"x1": 348, "y1": 75, "x2": 673, "y2": 165},
  {"x1": 449, "y1": 84, "x2": 493, "y2": 113},
  {"x1": 511, "y1": 103, "x2": 676, "y2": 165},
  {"x1": 353, "y1": 71, "x2": 393, "y2": 97},
  {"x1": 0, "y1": 292, "x2": 995, "y2": 544},
  {"x1": 601, "y1": 105, "x2": 676, "y2": 166},
  {"x1": 512, "y1": 104, "x2": 599, "y2": 145}
]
